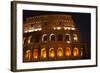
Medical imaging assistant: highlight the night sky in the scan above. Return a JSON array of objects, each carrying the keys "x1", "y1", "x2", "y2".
[{"x1": 23, "y1": 10, "x2": 91, "y2": 45}]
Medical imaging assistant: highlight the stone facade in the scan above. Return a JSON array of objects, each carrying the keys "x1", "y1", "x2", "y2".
[{"x1": 23, "y1": 14, "x2": 88, "y2": 62}]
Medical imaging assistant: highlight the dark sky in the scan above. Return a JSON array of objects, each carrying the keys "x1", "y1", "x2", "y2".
[{"x1": 23, "y1": 10, "x2": 91, "y2": 44}]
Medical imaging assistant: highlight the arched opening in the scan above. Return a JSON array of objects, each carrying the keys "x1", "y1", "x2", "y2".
[
  {"x1": 65, "y1": 34, "x2": 71, "y2": 43},
  {"x1": 24, "y1": 49, "x2": 32, "y2": 61},
  {"x1": 73, "y1": 47, "x2": 79, "y2": 56},
  {"x1": 33, "y1": 49, "x2": 38, "y2": 59},
  {"x1": 49, "y1": 48, "x2": 55, "y2": 58},
  {"x1": 80, "y1": 48, "x2": 83, "y2": 56},
  {"x1": 42, "y1": 34, "x2": 47, "y2": 42},
  {"x1": 28, "y1": 36, "x2": 32, "y2": 44},
  {"x1": 65, "y1": 47, "x2": 71, "y2": 57},
  {"x1": 57, "y1": 47, "x2": 63, "y2": 57},
  {"x1": 73, "y1": 34, "x2": 78, "y2": 42},
  {"x1": 41, "y1": 48, "x2": 46, "y2": 59},
  {"x1": 50, "y1": 34, "x2": 56, "y2": 41}
]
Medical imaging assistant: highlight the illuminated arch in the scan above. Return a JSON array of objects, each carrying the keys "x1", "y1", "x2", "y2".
[
  {"x1": 65, "y1": 34, "x2": 71, "y2": 43},
  {"x1": 50, "y1": 34, "x2": 56, "y2": 41},
  {"x1": 73, "y1": 47, "x2": 79, "y2": 56},
  {"x1": 57, "y1": 47, "x2": 63, "y2": 57},
  {"x1": 24, "y1": 49, "x2": 32, "y2": 61},
  {"x1": 49, "y1": 48, "x2": 55, "y2": 58},
  {"x1": 65, "y1": 47, "x2": 71, "y2": 56},
  {"x1": 33, "y1": 49, "x2": 38, "y2": 59},
  {"x1": 41, "y1": 48, "x2": 46, "y2": 59},
  {"x1": 80, "y1": 48, "x2": 83, "y2": 56},
  {"x1": 42, "y1": 34, "x2": 47, "y2": 42},
  {"x1": 73, "y1": 34, "x2": 78, "y2": 41},
  {"x1": 28, "y1": 36, "x2": 32, "y2": 44}
]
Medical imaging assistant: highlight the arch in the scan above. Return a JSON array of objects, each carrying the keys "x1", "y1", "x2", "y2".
[
  {"x1": 49, "y1": 48, "x2": 55, "y2": 58},
  {"x1": 65, "y1": 34, "x2": 71, "y2": 43},
  {"x1": 73, "y1": 47, "x2": 79, "y2": 56},
  {"x1": 73, "y1": 34, "x2": 78, "y2": 41},
  {"x1": 28, "y1": 36, "x2": 32, "y2": 44},
  {"x1": 80, "y1": 48, "x2": 83, "y2": 56},
  {"x1": 57, "y1": 47, "x2": 63, "y2": 57},
  {"x1": 41, "y1": 48, "x2": 46, "y2": 59},
  {"x1": 24, "y1": 49, "x2": 32, "y2": 61},
  {"x1": 65, "y1": 47, "x2": 71, "y2": 56},
  {"x1": 42, "y1": 34, "x2": 47, "y2": 42},
  {"x1": 50, "y1": 34, "x2": 56, "y2": 41},
  {"x1": 33, "y1": 49, "x2": 38, "y2": 59}
]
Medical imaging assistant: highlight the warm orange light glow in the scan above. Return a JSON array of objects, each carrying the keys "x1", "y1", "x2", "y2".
[
  {"x1": 49, "y1": 48, "x2": 55, "y2": 58},
  {"x1": 65, "y1": 47, "x2": 71, "y2": 56},
  {"x1": 73, "y1": 48, "x2": 79, "y2": 56},
  {"x1": 24, "y1": 50, "x2": 32, "y2": 61},
  {"x1": 53, "y1": 27, "x2": 56, "y2": 30},
  {"x1": 24, "y1": 28, "x2": 42, "y2": 33},
  {"x1": 41, "y1": 48, "x2": 46, "y2": 58},
  {"x1": 71, "y1": 27, "x2": 75, "y2": 30},
  {"x1": 28, "y1": 36, "x2": 32, "y2": 44},
  {"x1": 64, "y1": 27, "x2": 68, "y2": 30},
  {"x1": 57, "y1": 47, "x2": 63, "y2": 57},
  {"x1": 57, "y1": 27, "x2": 61, "y2": 30},
  {"x1": 53, "y1": 27, "x2": 61, "y2": 30},
  {"x1": 68, "y1": 27, "x2": 71, "y2": 30},
  {"x1": 66, "y1": 34, "x2": 71, "y2": 43},
  {"x1": 33, "y1": 49, "x2": 38, "y2": 59},
  {"x1": 73, "y1": 34, "x2": 78, "y2": 41}
]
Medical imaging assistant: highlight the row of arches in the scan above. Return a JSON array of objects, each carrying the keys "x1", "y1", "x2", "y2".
[
  {"x1": 42, "y1": 33, "x2": 78, "y2": 42},
  {"x1": 23, "y1": 33, "x2": 78, "y2": 44},
  {"x1": 24, "y1": 47, "x2": 83, "y2": 61}
]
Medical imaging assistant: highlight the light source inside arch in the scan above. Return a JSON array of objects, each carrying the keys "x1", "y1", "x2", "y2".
[
  {"x1": 73, "y1": 47, "x2": 79, "y2": 56},
  {"x1": 65, "y1": 47, "x2": 71, "y2": 56},
  {"x1": 28, "y1": 36, "x2": 32, "y2": 44},
  {"x1": 33, "y1": 49, "x2": 38, "y2": 59},
  {"x1": 57, "y1": 47, "x2": 63, "y2": 57},
  {"x1": 24, "y1": 49, "x2": 32, "y2": 61},
  {"x1": 49, "y1": 48, "x2": 55, "y2": 58},
  {"x1": 65, "y1": 34, "x2": 71, "y2": 43},
  {"x1": 41, "y1": 48, "x2": 47, "y2": 59},
  {"x1": 73, "y1": 34, "x2": 78, "y2": 41},
  {"x1": 57, "y1": 27, "x2": 61, "y2": 30}
]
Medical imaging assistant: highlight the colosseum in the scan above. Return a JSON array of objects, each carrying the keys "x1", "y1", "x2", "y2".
[{"x1": 23, "y1": 14, "x2": 88, "y2": 62}]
